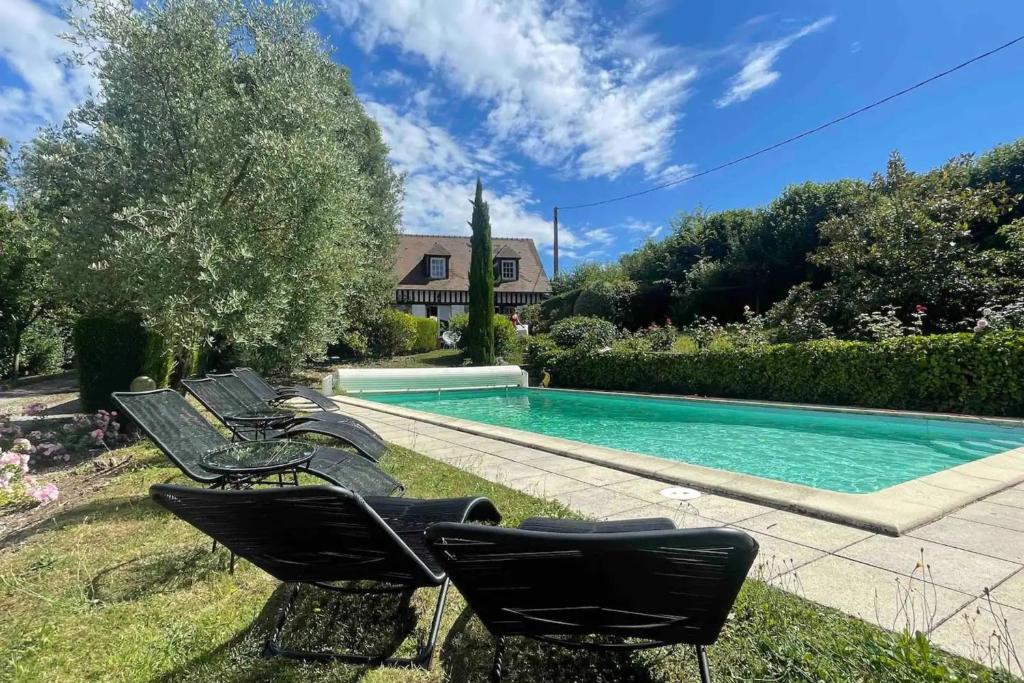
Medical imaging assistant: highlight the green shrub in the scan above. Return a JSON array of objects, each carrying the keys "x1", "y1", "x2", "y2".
[
  {"x1": 548, "y1": 331, "x2": 1024, "y2": 416},
  {"x1": 494, "y1": 315, "x2": 518, "y2": 360},
  {"x1": 74, "y1": 314, "x2": 171, "y2": 411},
  {"x1": 412, "y1": 316, "x2": 439, "y2": 353},
  {"x1": 451, "y1": 312, "x2": 518, "y2": 361},
  {"x1": 572, "y1": 280, "x2": 638, "y2": 326},
  {"x1": 550, "y1": 316, "x2": 617, "y2": 351},
  {"x1": 538, "y1": 289, "x2": 581, "y2": 329},
  {"x1": 367, "y1": 309, "x2": 418, "y2": 358},
  {"x1": 523, "y1": 334, "x2": 564, "y2": 377}
]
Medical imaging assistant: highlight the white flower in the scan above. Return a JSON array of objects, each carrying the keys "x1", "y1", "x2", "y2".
[{"x1": 974, "y1": 318, "x2": 990, "y2": 333}]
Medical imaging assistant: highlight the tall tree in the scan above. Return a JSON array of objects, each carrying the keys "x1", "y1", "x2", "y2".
[
  {"x1": 17, "y1": 0, "x2": 401, "y2": 369},
  {"x1": 466, "y1": 179, "x2": 495, "y2": 365},
  {"x1": 0, "y1": 140, "x2": 59, "y2": 380}
]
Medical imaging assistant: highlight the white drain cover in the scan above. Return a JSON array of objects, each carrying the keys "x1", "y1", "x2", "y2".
[{"x1": 660, "y1": 486, "x2": 701, "y2": 501}]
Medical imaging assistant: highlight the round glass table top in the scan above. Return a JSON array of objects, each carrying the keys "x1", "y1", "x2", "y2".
[
  {"x1": 224, "y1": 407, "x2": 294, "y2": 423},
  {"x1": 200, "y1": 440, "x2": 315, "y2": 474}
]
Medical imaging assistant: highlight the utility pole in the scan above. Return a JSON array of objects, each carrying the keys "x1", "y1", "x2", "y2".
[{"x1": 552, "y1": 206, "x2": 559, "y2": 276}]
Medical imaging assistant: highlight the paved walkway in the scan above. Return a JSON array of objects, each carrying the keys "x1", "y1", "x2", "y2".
[{"x1": 340, "y1": 401, "x2": 1024, "y2": 676}]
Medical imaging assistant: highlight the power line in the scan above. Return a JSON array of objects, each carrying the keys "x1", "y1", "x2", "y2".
[{"x1": 557, "y1": 32, "x2": 1024, "y2": 212}]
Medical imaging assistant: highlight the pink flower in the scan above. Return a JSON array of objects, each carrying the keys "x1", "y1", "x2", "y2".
[
  {"x1": 915, "y1": 304, "x2": 927, "y2": 314},
  {"x1": 0, "y1": 472, "x2": 11, "y2": 492},
  {"x1": 90, "y1": 428, "x2": 105, "y2": 443},
  {"x1": 0, "y1": 451, "x2": 20, "y2": 467},
  {"x1": 27, "y1": 481, "x2": 59, "y2": 506}
]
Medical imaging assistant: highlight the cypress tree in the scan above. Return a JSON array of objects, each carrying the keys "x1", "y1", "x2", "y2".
[{"x1": 467, "y1": 178, "x2": 495, "y2": 365}]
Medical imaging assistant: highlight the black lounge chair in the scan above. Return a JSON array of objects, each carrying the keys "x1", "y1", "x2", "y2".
[
  {"x1": 233, "y1": 366, "x2": 341, "y2": 414},
  {"x1": 425, "y1": 517, "x2": 759, "y2": 683},
  {"x1": 182, "y1": 377, "x2": 386, "y2": 461},
  {"x1": 112, "y1": 389, "x2": 402, "y2": 497},
  {"x1": 150, "y1": 483, "x2": 501, "y2": 667},
  {"x1": 210, "y1": 372, "x2": 383, "y2": 440}
]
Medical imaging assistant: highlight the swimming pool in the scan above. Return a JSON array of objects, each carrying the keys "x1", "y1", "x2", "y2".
[{"x1": 365, "y1": 388, "x2": 1024, "y2": 493}]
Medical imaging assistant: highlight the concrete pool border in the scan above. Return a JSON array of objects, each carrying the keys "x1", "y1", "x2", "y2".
[{"x1": 330, "y1": 390, "x2": 1024, "y2": 536}]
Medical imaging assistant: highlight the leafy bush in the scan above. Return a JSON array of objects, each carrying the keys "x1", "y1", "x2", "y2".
[
  {"x1": 366, "y1": 309, "x2": 417, "y2": 358},
  {"x1": 451, "y1": 313, "x2": 518, "y2": 361},
  {"x1": 74, "y1": 314, "x2": 171, "y2": 411},
  {"x1": 493, "y1": 315, "x2": 518, "y2": 360},
  {"x1": 522, "y1": 335, "x2": 563, "y2": 377},
  {"x1": 550, "y1": 316, "x2": 617, "y2": 351},
  {"x1": 412, "y1": 316, "x2": 439, "y2": 353},
  {"x1": 538, "y1": 289, "x2": 581, "y2": 329},
  {"x1": 548, "y1": 331, "x2": 1024, "y2": 416}
]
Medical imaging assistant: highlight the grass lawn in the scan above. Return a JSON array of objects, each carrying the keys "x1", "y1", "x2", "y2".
[{"x1": 1, "y1": 441, "x2": 1019, "y2": 682}]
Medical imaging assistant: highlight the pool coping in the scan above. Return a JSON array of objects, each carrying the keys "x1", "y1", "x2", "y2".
[{"x1": 331, "y1": 391, "x2": 1024, "y2": 536}]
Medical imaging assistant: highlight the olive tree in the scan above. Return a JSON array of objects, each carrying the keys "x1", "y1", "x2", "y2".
[{"x1": 18, "y1": 0, "x2": 401, "y2": 368}]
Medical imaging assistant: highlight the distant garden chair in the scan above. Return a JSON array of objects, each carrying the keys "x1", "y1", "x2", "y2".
[
  {"x1": 150, "y1": 483, "x2": 501, "y2": 667},
  {"x1": 425, "y1": 518, "x2": 759, "y2": 683},
  {"x1": 112, "y1": 389, "x2": 402, "y2": 497},
  {"x1": 441, "y1": 330, "x2": 460, "y2": 349},
  {"x1": 211, "y1": 372, "x2": 382, "y2": 440},
  {"x1": 182, "y1": 377, "x2": 386, "y2": 461},
  {"x1": 233, "y1": 366, "x2": 342, "y2": 414}
]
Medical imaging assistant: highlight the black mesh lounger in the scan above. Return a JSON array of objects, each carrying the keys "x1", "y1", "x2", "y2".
[
  {"x1": 112, "y1": 389, "x2": 402, "y2": 497},
  {"x1": 210, "y1": 372, "x2": 384, "y2": 441},
  {"x1": 425, "y1": 518, "x2": 759, "y2": 683},
  {"x1": 233, "y1": 366, "x2": 342, "y2": 414},
  {"x1": 182, "y1": 378, "x2": 386, "y2": 461},
  {"x1": 150, "y1": 483, "x2": 502, "y2": 667}
]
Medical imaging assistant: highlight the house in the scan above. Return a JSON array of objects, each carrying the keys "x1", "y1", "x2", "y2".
[{"x1": 393, "y1": 234, "x2": 551, "y2": 323}]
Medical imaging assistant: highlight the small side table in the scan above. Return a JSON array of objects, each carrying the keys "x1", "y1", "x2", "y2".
[
  {"x1": 200, "y1": 440, "x2": 315, "y2": 488},
  {"x1": 223, "y1": 408, "x2": 295, "y2": 440}
]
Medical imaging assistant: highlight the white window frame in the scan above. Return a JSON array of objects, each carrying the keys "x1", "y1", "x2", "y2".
[
  {"x1": 500, "y1": 259, "x2": 517, "y2": 281},
  {"x1": 429, "y1": 256, "x2": 447, "y2": 279}
]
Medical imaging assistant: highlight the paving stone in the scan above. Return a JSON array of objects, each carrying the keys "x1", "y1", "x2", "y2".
[
  {"x1": 930, "y1": 599, "x2": 1024, "y2": 678},
  {"x1": 744, "y1": 530, "x2": 827, "y2": 580},
  {"x1": 986, "y1": 488, "x2": 1024, "y2": 509},
  {"x1": 553, "y1": 487, "x2": 649, "y2": 519},
  {"x1": 988, "y1": 569, "x2": 1024, "y2": 610},
  {"x1": 910, "y1": 517, "x2": 1024, "y2": 563},
  {"x1": 603, "y1": 503, "x2": 721, "y2": 530},
  {"x1": 560, "y1": 464, "x2": 639, "y2": 486},
  {"x1": 838, "y1": 535, "x2": 1021, "y2": 594},
  {"x1": 736, "y1": 510, "x2": 872, "y2": 552},
  {"x1": 505, "y1": 473, "x2": 594, "y2": 498},
  {"x1": 458, "y1": 454, "x2": 546, "y2": 484},
  {"x1": 781, "y1": 555, "x2": 974, "y2": 633},
  {"x1": 600, "y1": 478, "x2": 771, "y2": 523},
  {"x1": 521, "y1": 453, "x2": 597, "y2": 474},
  {"x1": 953, "y1": 501, "x2": 1024, "y2": 533}
]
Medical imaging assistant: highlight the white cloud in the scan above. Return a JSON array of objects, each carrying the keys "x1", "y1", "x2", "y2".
[
  {"x1": 367, "y1": 100, "x2": 586, "y2": 250},
  {"x1": 716, "y1": 16, "x2": 833, "y2": 108},
  {"x1": 0, "y1": 0, "x2": 96, "y2": 144},
  {"x1": 328, "y1": 0, "x2": 697, "y2": 179}
]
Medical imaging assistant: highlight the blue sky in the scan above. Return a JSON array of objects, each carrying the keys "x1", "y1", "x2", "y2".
[{"x1": 3, "y1": 1, "x2": 1024, "y2": 274}]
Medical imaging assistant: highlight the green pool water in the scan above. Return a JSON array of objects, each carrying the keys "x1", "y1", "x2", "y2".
[{"x1": 365, "y1": 388, "x2": 1024, "y2": 493}]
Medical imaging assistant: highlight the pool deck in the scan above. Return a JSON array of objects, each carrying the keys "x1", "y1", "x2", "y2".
[{"x1": 336, "y1": 394, "x2": 1024, "y2": 675}]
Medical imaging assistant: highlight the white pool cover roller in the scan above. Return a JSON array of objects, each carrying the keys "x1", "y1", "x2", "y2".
[{"x1": 331, "y1": 365, "x2": 529, "y2": 394}]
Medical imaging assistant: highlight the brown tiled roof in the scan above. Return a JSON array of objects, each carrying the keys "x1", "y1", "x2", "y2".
[{"x1": 394, "y1": 234, "x2": 551, "y2": 293}]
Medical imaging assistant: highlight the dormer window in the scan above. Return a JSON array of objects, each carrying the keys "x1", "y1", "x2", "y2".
[
  {"x1": 493, "y1": 243, "x2": 522, "y2": 282},
  {"x1": 499, "y1": 259, "x2": 517, "y2": 281},
  {"x1": 429, "y1": 256, "x2": 447, "y2": 279}
]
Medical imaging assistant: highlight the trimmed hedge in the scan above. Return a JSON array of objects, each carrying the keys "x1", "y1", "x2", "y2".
[
  {"x1": 412, "y1": 316, "x2": 439, "y2": 353},
  {"x1": 74, "y1": 314, "x2": 172, "y2": 411},
  {"x1": 547, "y1": 331, "x2": 1024, "y2": 417}
]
